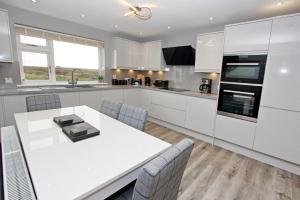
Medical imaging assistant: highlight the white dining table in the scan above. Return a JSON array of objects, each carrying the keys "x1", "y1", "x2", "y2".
[{"x1": 14, "y1": 105, "x2": 171, "y2": 200}]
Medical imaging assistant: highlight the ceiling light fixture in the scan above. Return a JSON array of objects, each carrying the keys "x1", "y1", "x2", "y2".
[
  {"x1": 31, "y1": 0, "x2": 38, "y2": 3},
  {"x1": 80, "y1": 14, "x2": 86, "y2": 18},
  {"x1": 114, "y1": 24, "x2": 118, "y2": 28},
  {"x1": 277, "y1": 1, "x2": 283, "y2": 6},
  {"x1": 122, "y1": 0, "x2": 153, "y2": 20},
  {"x1": 167, "y1": 26, "x2": 171, "y2": 30},
  {"x1": 209, "y1": 17, "x2": 214, "y2": 21}
]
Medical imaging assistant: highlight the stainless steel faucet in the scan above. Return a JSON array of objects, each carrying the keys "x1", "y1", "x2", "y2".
[{"x1": 68, "y1": 68, "x2": 82, "y2": 87}]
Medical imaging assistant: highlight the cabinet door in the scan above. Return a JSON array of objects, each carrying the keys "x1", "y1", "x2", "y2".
[
  {"x1": 0, "y1": 10, "x2": 12, "y2": 62},
  {"x1": 195, "y1": 32, "x2": 224, "y2": 72},
  {"x1": 79, "y1": 91, "x2": 101, "y2": 111},
  {"x1": 224, "y1": 20, "x2": 272, "y2": 53},
  {"x1": 100, "y1": 90, "x2": 123, "y2": 104},
  {"x1": 58, "y1": 92, "x2": 80, "y2": 108},
  {"x1": 147, "y1": 41, "x2": 162, "y2": 70},
  {"x1": 3, "y1": 95, "x2": 27, "y2": 126},
  {"x1": 260, "y1": 15, "x2": 300, "y2": 112},
  {"x1": 150, "y1": 104, "x2": 186, "y2": 127},
  {"x1": 123, "y1": 89, "x2": 141, "y2": 107},
  {"x1": 254, "y1": 107, "x2": 300, "y2": 165},
  {"x1": 214, "y1": 115, "x2": 256, "y2": 148},
  {"x1": 185, "y1": 97, "x2": 217, "y2": 136},
  {"x1": 151, "y1": 91, "x2": 187, "y2": 111},
  {"x1": 140, "y1": 89, "x2": 152, "y2": 111},
  {"x1": 112, "y1": 38, "x2": 130, "y2": 68}
]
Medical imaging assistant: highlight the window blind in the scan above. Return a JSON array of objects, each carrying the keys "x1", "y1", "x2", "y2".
[{"x1": 15, "y1": 25, "x2": 104, "y2": 48}]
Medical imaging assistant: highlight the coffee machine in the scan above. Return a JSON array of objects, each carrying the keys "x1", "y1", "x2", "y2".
[{"x1": 199, "y1": 78, "x2": 212, "y2": 94}]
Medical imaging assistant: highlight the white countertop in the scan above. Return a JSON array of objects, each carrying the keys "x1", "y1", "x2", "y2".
[{"x1": 14, "y1": 106, "x2": 171, "y2": 200}]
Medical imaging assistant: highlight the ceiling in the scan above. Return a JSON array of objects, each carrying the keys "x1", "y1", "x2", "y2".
[{"x1": 1, "y1": 0, "x2": 300, "y2": 38}]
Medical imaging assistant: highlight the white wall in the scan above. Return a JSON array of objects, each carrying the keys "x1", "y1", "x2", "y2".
[{"x1": 0, "y1": 3, "x2": 140, "y2": 84}]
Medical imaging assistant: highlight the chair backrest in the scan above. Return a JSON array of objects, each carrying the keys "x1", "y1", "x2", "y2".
[
  {"x1": 26, "y1": 94, "x2": 61, "y2": 112},
  {"x1": 133, "y1": 139, "x2": 194, "y2": 200},
  {"x1": 99, "y1": 100, "x2": 122, "y2": 119},
  {"x1": 117, "y1": 104, "x2": 148, "y2": 131}
]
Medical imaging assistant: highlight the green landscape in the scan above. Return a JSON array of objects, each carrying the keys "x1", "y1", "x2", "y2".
[{"x1": 24, "y1": 66, "x2": 98, "y2": 81}]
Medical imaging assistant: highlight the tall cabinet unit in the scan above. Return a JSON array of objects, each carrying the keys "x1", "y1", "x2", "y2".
[
  {"x1": 253, "y1": 14, "x2": 300, "y2": 165},
  {"x1": 195, "y1": 32, "x2": 224, "y2": 72},
  {"x1": 0, "y1": 9, "x2": 13, "y2": 63}
]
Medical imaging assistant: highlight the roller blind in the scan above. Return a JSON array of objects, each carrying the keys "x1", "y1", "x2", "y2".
[{"x1": 15, "y1": 25, "x2": 104, "y2": 48}]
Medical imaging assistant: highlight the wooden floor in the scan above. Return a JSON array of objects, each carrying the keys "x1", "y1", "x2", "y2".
[{"x1": 144, "y1": 122, "x2": 300, "y2": 200}]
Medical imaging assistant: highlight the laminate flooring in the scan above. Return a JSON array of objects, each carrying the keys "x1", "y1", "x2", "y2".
[{"x1": 144, "y1": 122, "x2": 300, "y2": 200}]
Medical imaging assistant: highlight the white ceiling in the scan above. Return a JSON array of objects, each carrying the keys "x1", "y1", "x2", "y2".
[{"x1": 1, "y1": 0, "x2": 300, "y2": 38}]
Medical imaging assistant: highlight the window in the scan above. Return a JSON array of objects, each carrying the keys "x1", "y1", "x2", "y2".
[
  {"x1": 53, "y1": 41, "x2": 99, "y2": 81},
  {"x1": 22, "y1": 52, "x2": 49, "y2": 80},
  {"x1": 16, "y1": 25, "x2": 105, "y2": 83}
]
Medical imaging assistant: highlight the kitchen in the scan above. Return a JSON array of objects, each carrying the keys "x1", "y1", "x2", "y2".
[{"x1": 0, "y1": 0, "x2": 300, "y2": 200}]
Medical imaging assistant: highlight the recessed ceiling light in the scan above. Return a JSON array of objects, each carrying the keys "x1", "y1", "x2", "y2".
[
  {"x1": 167, "y1": 26, "x2": 171, "y2": 30},
  {"x1": 31, "y1": 0, "x2": 38, "y2": 3},
  {"x1": 139, "y1": 32, "x2": 143, "y2": 35},
  {"x1": 209, "y1": 17, "x2": 214, "y2": 21},
  {"x1": 114, "y1": 24, "x2": 118, "y2": 28},
  {"x1": 277, "y1": 1, "x2": 283, "y2": 6},
  {"x1": 80, "y1": 14, "x2": 86, "y2": 18}
]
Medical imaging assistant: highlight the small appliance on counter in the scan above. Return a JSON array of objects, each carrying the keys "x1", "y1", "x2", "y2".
[
  {"x1": 112, "y1": 79, "x2": 128, "y2": 85},
  {"x1": 199, "y1": 78, "x2": 212, "y2": 94},
  {"x1": 129, "y1": 78, "x2": 142, "y2": 86},
  {"x1": 145, "y1": 77, "x2": 151, "y2": 86},
  {"x1": 153, "y1": 80, "x2": 169, "y2": 89}
]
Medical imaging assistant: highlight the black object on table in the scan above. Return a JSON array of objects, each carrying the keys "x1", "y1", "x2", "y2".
[
  {"x1": 62, "y1": 122, "x2": 100, "y2": 142},
  {"x1": 53, "y1": 114, "x2": 84, "y2": 127}
]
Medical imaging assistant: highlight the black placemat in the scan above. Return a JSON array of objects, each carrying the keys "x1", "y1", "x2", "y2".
[
  {"x1": 62, "y1": 122, "x2": 100, "y2": 142},
  {"x1": 53, "y1": 114, "x2": 84, "y2": 127}
]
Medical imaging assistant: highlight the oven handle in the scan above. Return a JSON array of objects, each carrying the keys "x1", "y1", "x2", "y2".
[
  {"x1": 223, "y1": 90, "x2": 255, "y2": 96},
  {"x1": 226, "y1": 63, "x2": 259, "y2": 66}
]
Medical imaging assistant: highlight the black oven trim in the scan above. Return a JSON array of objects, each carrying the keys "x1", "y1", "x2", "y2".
[
  {"x1": 217, "y1": 83, "x2": 262, "y2": 122},
  {"x1": 221, "y1": 55, "x2": 267, "y2": 84}
]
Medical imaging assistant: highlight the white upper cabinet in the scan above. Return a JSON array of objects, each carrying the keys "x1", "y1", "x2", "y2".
[
  {"x1": 224, "y1": 20, "x2": 272, "y2": 53},
  {"x1": 0, "y1": 9, "x2": 13, "y2": 63},
  {"x1": 195, "y1": 32, "x2": 224, "y2": 73},
  {"x1": 260, "y1": 15, "x2": 300, "y2": 112},
  {"x1": 143, "y1": 41, "x2": 162, "y2": 70},
  {"x1": 254, "y1": 107, "x2": 300, "y2": 165},
  {"x1": 112, "y1": 37, "x2": 162, "y2": 70}
]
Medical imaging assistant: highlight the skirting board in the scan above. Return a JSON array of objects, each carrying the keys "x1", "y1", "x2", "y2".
[{"x1": 148, "y1": 117, "x2": 300, "y2": 176}]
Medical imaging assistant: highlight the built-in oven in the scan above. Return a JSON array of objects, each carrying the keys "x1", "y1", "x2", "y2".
[
  {"x1": 221, "y1": 55, "x2": 267, "y2": 84},
  {"x1": 217, "y1": 83, "x2": 262, "y2": 122}
]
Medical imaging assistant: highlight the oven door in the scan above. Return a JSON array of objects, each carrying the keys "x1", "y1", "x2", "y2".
[
  {"x1": 217, "y1": 83, "x2": 262, "y2": 122},
  {"x1": 221, "y1": 55, "x2": 267, "y2": 84}
]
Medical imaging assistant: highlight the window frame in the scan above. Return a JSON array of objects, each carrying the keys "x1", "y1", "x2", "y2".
[{"x1": 16, "y1": 30, "x2": 105, "y2": 84}]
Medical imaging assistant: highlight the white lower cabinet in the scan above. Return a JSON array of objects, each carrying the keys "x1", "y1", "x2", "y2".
[
  {"x1": 100, "y1": 90, "x2": 124, "y2": 104},
  {"x1": 151, "y1": 91, "x2": 187, "y2": 111},
  {"x1": 123, "y1": 89, "x2": 141, "y2": 107},
  {"x1": 214, "y1": 115, "x2": 256, "y2": 148},
  {"x1": 253, "y1": 107, "x2": 300, "y2": 165},
  {"x1": 140, "y1": 89, "x2": 152, "y2": 111},
  {"x1": 185, "y1": 97, "x2": 217, "y2": 136},
  {"x1": 58, "y1": 92, "x2": 80, "y2": 108},
  {"x1": 79, "y1": 91, "x2": 101, "y2": 111},
  {"x1": 3, "y1": 95, "x2": 27, "y2": 126},
  {"x1": 150, "y1": 104, "x2": 186, "y2": 127}
]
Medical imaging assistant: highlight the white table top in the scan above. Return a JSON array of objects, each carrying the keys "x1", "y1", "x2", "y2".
[{"x1": 14, "y1": 106, "x2": 171, "y2": 200}]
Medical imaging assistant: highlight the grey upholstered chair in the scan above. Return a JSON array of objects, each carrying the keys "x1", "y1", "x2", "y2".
[
  {"x1": 26, "y1": 94, "x2": 61, "y2": 112},
  {"x1": 99, "y1": 100, "x2": 122, "y2": 119},
  {"x1": 112, "y1": 138, "x2": 194, "y2": 200},
  {"x1": 117, "y1": 104, "x2": 148, "y2": 131}
]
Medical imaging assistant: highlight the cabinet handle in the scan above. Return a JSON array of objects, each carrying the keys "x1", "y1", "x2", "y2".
[
  {"x1": 223, "y1": 90, "x2": 255, "y2": 96},
  {"x1": 226, "y1": 63, "x2": 259, "y2": 66}
]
